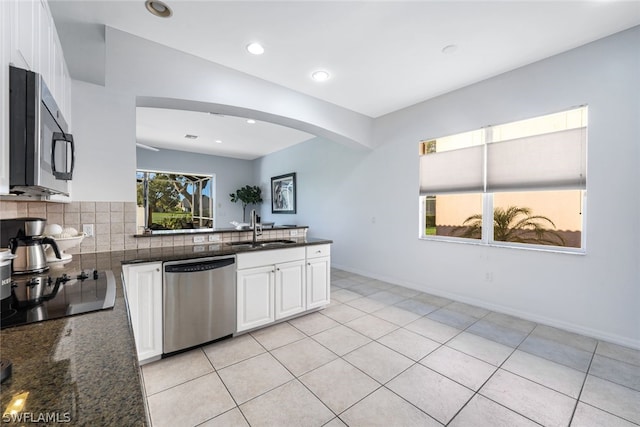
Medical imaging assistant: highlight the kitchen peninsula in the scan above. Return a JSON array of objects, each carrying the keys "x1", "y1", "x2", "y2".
[{"x1": 0, "y1": 230, "x2": 332, "y2": 426}]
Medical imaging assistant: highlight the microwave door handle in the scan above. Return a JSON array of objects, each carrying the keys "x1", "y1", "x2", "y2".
[
  {"x1": 51, "y1": 132, "x2": 74, "y2": 180},
  {"x1": 67, "y1": 134, "x2": 75, "y2": 177}
]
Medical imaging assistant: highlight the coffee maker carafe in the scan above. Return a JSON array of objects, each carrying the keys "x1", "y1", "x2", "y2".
[{"x1": 7, "y1": 218, "x2": 61, "y2": 274}]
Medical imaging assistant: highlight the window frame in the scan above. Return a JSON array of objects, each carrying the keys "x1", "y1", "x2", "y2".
[
  {"x1": 136, "y1": 169, "x2": 215, "y2": 234},
  {"x1": 418, "y1": 107, "x2": 587, "y2": 254}
]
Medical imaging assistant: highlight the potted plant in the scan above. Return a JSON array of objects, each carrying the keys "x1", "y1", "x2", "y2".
[{"x1": 230, "y1": 185, "x2": 263, "y2": 222}]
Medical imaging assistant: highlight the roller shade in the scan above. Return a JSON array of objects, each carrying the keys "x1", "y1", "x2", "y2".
[
  {"x1": 486, "y1": 127, "x2": 586, "y2": 192},
  {"x1": 419, "y1": 145, "x2": 484, "y2": 194}
]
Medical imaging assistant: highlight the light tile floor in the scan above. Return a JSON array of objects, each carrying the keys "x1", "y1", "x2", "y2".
[{"x1": 141, "y1": 268, "x2": 640, "y2": 427}]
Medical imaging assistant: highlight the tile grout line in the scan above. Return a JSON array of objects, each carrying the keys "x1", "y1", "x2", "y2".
[
  {"x1": 293, "y1": 290, "x2": 435, "y2": 424},
  {"x1": 199, "y1": 347, "x2": 254, "y2": 427},
  {"x1": 443, "y1": 315, "x2": 539, "y2": 426},
  {"x1": 318, "y1": 287, "x2": 460, "y2": 425},
  {"x1": 242, "y1": 318, "x2": 353, "y2": 424},
  {"x1": 258, "y1": 316, "x2": 374, "y2": 425},
  {"x1": 566, "y1": 341, "x2": 597, "y2": 427}
]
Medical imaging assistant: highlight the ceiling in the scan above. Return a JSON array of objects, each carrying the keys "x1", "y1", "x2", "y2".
[
  {"x1": 50, "y1": 0, "x2": 640, "y2": 158},
  {"x1": 136, "y1": 107, "x2": 315, "y2": 160}
]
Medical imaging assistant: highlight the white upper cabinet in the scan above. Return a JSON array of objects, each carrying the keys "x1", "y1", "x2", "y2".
[
  {"x1": 7, "y1": 0, "x2": 70, "y2": 120},
  {"x1": 0, "y1": 0, "x2": 10, "y2": 194},
  {"x1": 38, "y1": 0, "x2": 51, "y2": 85},
  {"x1": 1, "y1": 0, "x2": 73, "y2": 196},
  {"x1": 12, "y1": 0, "x2": 38, "y2": 71}
]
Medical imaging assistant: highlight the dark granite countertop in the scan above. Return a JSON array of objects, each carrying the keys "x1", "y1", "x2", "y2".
[
  {"x1": 0, "y1": 238, "x2": 332, "y2": 425},
  {"x1": 133, "y1": 224, "x2": 309, "y2": 238},
  {"x1": 0, "y1": 252, "x2": 148, "y2": 426},
  {"x1": 121, "y1": 237, "x2": 333, "y2": 265}
]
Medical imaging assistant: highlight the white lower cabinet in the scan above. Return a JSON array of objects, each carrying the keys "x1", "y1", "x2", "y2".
[
  {"x1": 236, "y1": 245, "x2": 330, "y2": 333},
  {"x1": 306, "y1": 244, "x2": 331, "y2": 309},
  {"x1": 236, "y1": 248, "x2": 306, "y2": 332},
  {"x1": 122, "y1": 262, "x2": 163, "y2": 363},
  {"x1": 306, "y1": 256, "x2": 331, "y2": 309},
  {"x1": 275, "y1": 260, "x2": 306, "y2": 320},
  {"x1": 236, "y1": 265, "x2": 275, "y2": 332}
]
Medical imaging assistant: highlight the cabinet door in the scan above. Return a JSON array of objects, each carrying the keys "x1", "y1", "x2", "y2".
[
  {"x1": 237, "y1": 266, "x2": 275, "y2": 332},
  {"x1": 0, "y1": 0, "x2": 10, "y2": 194},
  {"x1": 275, "y1": 260, "x2": 306, "y2": 320},
  {"x1": 123, "y1": 263, "x2": 163, "y2": 362},
  {"x1": 63, "y1": 62, "x2": 71, "y2": 128},
  {"x1": 306, "y1": 256, "x2": 331, "y2": 309},
  {"x1": 38, "y1": 0, "x2": 52, "y2": 88},
  {"x1": 12, "y1": 0, "x2": 38, "y2": 71}
]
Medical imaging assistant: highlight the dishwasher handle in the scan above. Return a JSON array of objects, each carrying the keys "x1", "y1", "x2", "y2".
[{"x1": 164, "y1": 257, "x2": 235, "y2": 274}]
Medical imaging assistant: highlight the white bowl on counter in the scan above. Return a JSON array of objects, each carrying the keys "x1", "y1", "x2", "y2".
[{"x1": 45, "y1": 233, "x2": 86, "y2": 262}]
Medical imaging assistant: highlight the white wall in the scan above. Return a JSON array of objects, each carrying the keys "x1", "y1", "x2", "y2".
[
  {"x1": 71, "y1": 80, "x2": 136, "y2": 202},
  {"x1": 137, "y1": 148, "x2": 256, "y2": 226},
  {"x1": 104, "y1": 27, "x2": 373, "y2": 150},
  {"x1": 255, "y1": 136, "x2": 369, "y2": 238},
  {"x1": 69, "y1": 26, "x2": 373, "y2": 204},
  {"x1": 255, "y1": 26, "x2": 640, "y2": 348}
]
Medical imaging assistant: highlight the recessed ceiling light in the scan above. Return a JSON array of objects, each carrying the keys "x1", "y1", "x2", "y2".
[
  {"x1": 184, "y1": 134, "x2": 198, "y2": 139},
  {"x1": 215, "y1": 140, "x2": 222, "y2": 144},
  {"x1": 145, "y1": 0, "x2": 172, "y2": 18},
  {"x1": 311, "y1": 70, "x2": 331, "y2": 82},
  {"x1": 246, "y1": 43, "x2": 265, "y2": 55},
  {"x1": 246, "y1": 119, "x2": 256, "y2": 124},
  {"x1": 441, "y1": 44, "x2": 458, "y2": 54}
]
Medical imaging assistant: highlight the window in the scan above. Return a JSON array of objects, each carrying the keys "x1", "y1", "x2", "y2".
[
  {"x1": 136, "y1": 170, "x2": 214, "y2": 232},
  {"x1": 419, "y1": 106, "x2": 587, "y2": 251}
]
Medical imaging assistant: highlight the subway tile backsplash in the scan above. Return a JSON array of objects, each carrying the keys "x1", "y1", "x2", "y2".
[{"x1": 0, "y1": 201, "x2": 306, "y2": 254}]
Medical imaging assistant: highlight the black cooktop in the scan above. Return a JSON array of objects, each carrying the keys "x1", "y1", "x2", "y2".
[{"x1": 1, "y1": 269, "x2": 116, "y2": 329}]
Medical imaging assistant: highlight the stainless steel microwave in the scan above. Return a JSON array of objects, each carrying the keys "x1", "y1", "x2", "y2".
[{"x1": 9, "y1": 66, "x2": 75, "y2": 197}]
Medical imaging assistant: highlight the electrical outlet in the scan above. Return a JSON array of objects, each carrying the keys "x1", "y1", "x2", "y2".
[
  {"x1": 289, "y1": 229, "x2": 298, "y2": 237},
  {"x1": 193, "y1": 235, "x2": 205, "y2": 243},
  {"x1": 208, "y1": 234, "x2": 220, "y2": 242},
  {"x1": 82, "y1": 224, "x2": 94, "y2": 237}
]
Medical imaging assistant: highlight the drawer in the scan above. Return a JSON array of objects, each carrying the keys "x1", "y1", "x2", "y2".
[
  {"x1": 306, "y1": 244, "x2": 331, "y2": 259},
  {"x1": 237, "y1": 247, "x2": 305, "y2": 269}
]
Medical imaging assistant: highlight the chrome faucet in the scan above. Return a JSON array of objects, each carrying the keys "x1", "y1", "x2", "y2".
[{"x1": 250, "y1": 209, "x2": 262, "y2": 245}]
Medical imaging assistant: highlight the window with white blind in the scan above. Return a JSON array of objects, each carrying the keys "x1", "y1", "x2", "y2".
[{"x1": 419, "y1": 106, "x2": 587, "y2": 252}]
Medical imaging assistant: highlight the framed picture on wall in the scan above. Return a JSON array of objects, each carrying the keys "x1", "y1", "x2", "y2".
[{"x1": 271, "y1": 172, "x2": 296, "y2": 214}]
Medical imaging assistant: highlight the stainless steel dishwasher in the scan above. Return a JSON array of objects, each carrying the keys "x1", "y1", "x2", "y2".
[{"x1": 163, "y1": 256, "x2": 236, "y2": 354}]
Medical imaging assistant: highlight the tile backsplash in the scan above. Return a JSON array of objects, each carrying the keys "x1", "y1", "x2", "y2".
[
  {"x1": 1, "y1": 201, "x2": 138, "y2": 253},
  {"x1": 0, "y1": 201, "x2": 306, "y2": 254}
]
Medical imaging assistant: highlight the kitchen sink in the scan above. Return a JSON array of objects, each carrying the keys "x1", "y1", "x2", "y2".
[
  {"x1": 226, "y1": 239, "x2": 297, "y2": 249},
  {"x1": 259, "y1": 239, "x2": 297, "y2": 247},
  {"x1": 226, "y1": 242, "x2": 254, "y2": 249}
]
